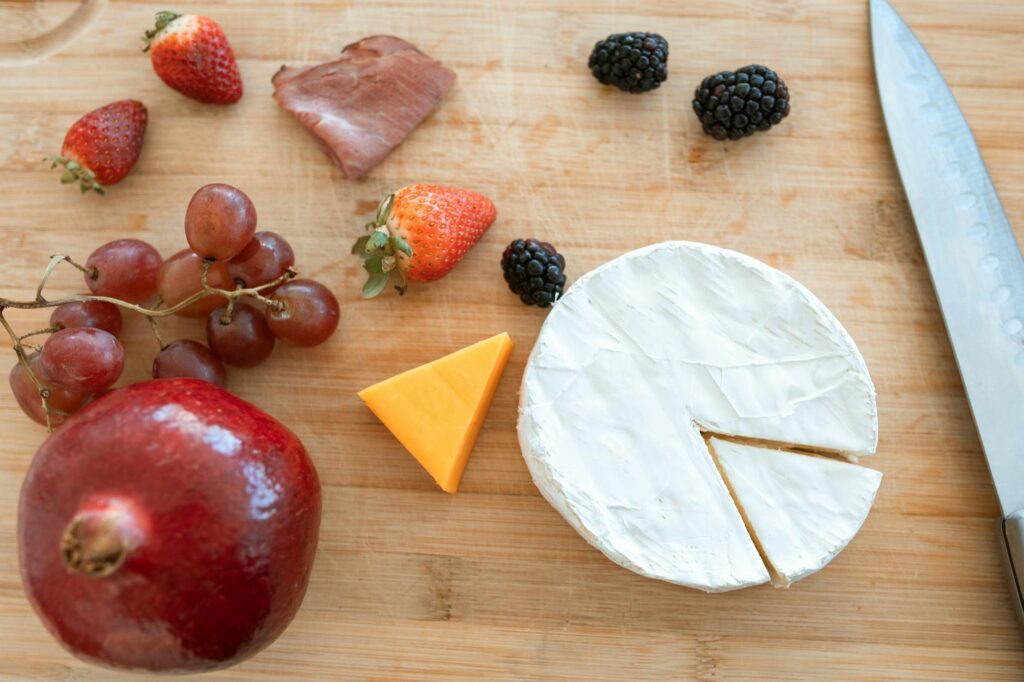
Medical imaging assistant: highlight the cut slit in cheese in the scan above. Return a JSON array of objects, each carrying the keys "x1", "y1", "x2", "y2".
[
  {"x1": 709, "y1": 437, "x2": 882, "y2": 587},
  {"x1": 697, "y1": 431, "x2": 866, "y2": 464},
  {"x1": 704, "y1": 434, "x2": 779, "y2": 585},
  {"x1": 359, "y1": 333, "x2": 513, "y2": 493}
]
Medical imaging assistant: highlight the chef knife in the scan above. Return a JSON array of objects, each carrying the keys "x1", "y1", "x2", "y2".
[{"x1": 871, "y1": 0, "x2": 1024, "y2": 626}]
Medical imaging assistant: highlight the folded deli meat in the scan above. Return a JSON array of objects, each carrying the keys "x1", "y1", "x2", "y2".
[{"x1": 272, "y1": 36, "x2": 456, "y2": 179}]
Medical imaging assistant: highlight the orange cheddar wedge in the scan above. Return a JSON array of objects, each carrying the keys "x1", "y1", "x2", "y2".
[{"x1": 358, "y1": 333, "x2": 513, "y2": 493}]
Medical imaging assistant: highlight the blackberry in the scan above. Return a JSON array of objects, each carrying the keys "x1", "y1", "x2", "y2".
[
  {"x1": 501, "y1": 239, "x2": 567, "y2": 308},
  {"x1": 588, "y1": 32, "x2": 668, "y2": 94},
  {"x1": 692, "y1": 65, "x2": 790, "y2": 140}
]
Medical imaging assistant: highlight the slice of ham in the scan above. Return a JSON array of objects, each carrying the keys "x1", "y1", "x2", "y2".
[{"x1": 272, "y1": 36, "x2": 456, "y2": 180}]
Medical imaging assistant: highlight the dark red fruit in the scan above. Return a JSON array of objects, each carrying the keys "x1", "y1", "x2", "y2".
[
  {"x1": 50, "y1": 300, "x2": 124, "y2": 337},
  {"x1": 184, "y1": 184, "x2": 257, "y2": 261},
  {"x1": 39, "y1": 328, "x2": 124, "y2": 393},
  {"x1": 9, "y1": 354, "x2": 91, "y2": 427},
  {"x1": 228, "y1": 231, "x2": 295, "y2": 288},
  {"x1": 85, "y1": 239, "x2": 162, "y2": 303},
  {"x1": 152, "y1": 340, "x2": 227, "y2": 387},
  {"x1": 19, "y1": 379, "x2": 321, "y2": 672},
  {"x1": 206, "y1": 303, "x2": 275, "y2": 368},
  {"x1": 266, "y1": 279, "x2": 339, "y2": 347},
  {"x1": 157, "y1": 248, "x2": 234, "y2": 318}
]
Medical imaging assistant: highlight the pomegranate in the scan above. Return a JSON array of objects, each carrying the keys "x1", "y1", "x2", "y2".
[{"x1": 18, "y1": 378, "x2": 321, "y2": 672}]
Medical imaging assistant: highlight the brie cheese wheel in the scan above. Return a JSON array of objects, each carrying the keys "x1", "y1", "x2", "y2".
[
  {"x1": 710, "y1": 437, "x2": 882, "y2": 587},
  {"x1": 518, "y1": 242, "x2": 879, "y2": 592}
]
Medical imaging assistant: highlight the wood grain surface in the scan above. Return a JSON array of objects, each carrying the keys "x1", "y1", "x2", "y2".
[{"x1": 1, "y1": 0, "x2": 1023, "y2": 679}]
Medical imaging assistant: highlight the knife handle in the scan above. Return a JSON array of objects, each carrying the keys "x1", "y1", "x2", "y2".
[{"x1": 998, "y1": 510, "x2": 1024, "y2": 631}]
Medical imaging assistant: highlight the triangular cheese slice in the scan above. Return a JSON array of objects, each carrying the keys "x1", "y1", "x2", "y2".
[
  {"x1": 709, "y1": 437, "x2": 882, "y2": 587},
  {"x1": 359, "y1": 333, "x2": 513, "y2": 493}
]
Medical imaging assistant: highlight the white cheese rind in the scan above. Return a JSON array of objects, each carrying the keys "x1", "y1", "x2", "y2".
[
  {"x1": 521, "y1": 351, "x2": 770, "y2": 591},
  {"x1": 518, "y1": 241, "x2": 879, "y2": 592},
  {"x1": 710, "y1": 437, "x2": 883, "y2": 587}
]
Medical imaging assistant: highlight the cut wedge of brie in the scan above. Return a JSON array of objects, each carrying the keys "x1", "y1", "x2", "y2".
[
  {"x1": 709, "y1": 437, "x2": 882, "y2": 587},
  {"x1": 518, "y1": 242, "x2": 880, "y2": 592}
]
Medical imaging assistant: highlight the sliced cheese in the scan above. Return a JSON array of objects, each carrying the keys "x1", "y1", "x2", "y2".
[
  {"x1": 710, "y1": 437, "x2": 882, "y2": 587},
  {"x1": 518, "y1": 242, "x2": 879, "y2": 591},
  {"x1": 523, "y1": 351, "x2": 770, "y2": 590},
  {"x1": 360, "y1": 333, "x2": 513, "y2": 493}
]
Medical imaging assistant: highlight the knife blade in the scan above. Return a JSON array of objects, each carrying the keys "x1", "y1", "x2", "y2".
[{"x1": 871, "y1": 0, "x2": 1024, "y2": 626}]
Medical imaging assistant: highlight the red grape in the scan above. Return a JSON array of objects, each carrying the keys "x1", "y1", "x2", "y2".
[
  {"x1": 184, "y1": 184, "x2": 257, "y2": 261},
  {"x1": 228, "y1": 231, "x2": 295, "y2": 288},
  {"x1": 266, "y1": 279, "x2": 340, "y2": 347},
  {"x1": 9, "y1": 354, "x2": 91, "y2": 426},
  {"x1": 152, "y1": 340, "x2": 227, "y2": 387},
  {"x1": 84, "y1": 239, "x2": 162, "y2": 303},
  {"x1": 50, "y1": 300, "x2": 123, "y2": 337},
  {"x1": 157, "y1": 249, "x2": 234, "y2": 318},
  {"x1": 39, "y1": 327, "x2": 124, "y2": 393},
  {"x1": 206, "y1": 302, "x2": 275, "y2": 368}
]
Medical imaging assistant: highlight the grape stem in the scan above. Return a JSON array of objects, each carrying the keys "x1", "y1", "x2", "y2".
[
  {"x1": 0, "y1": 255, "x2": 299, "y2": 431},
  {"x1": 147, "y1": 314, "x2": 168, "y2": 351},
  {"x1": 19, "y1": 326, "x2": 59, "y2": 341},
  {"x1": 219, "y1": 282, "x2": 243, "y2": 325},
  {"x1": 251, "y1": 289, "x2": 284, "y2": 311},
  {"x1": 43, "y1": 255, "x2": 96, "y2": 298}
]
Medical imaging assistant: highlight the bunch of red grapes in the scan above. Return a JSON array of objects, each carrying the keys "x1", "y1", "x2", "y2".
[{"x1": 8, "y1": 183, "x2": 339, "y2": 427}]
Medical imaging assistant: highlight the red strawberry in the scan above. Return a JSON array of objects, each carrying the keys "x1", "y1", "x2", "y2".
[
  {"x1": 353, "y1": 184, "x2": 497, "y2": 298},
  {"x1": 143, "y1": 12, "x2": 242, "y2": 105},
  {"x1": 47, "y1": 100, "x2": 148, "y2": 195}
]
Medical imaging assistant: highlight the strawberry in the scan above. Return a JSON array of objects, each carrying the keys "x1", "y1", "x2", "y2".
[
  {"x1": 143, "y1": 12, "x2": 243, "y2": 105},
  {"x1": 47, "y1": 100, "x2": 148, "y2": 195},
  {"x1": 353, "y1": 184, "x2": 497, "y2": 298}
]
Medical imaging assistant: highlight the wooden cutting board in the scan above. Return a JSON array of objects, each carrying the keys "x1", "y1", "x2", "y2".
[{"x1": 1, "y1": 0, "x2": 1022, "y2": 678}]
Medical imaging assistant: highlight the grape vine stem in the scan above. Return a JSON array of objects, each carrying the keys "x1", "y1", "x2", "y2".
[
  {"x1": 146, "y1": 298, "x2": 168, "y2": 350},
  {"x1": 19, "y1": 326, "x2": 59, "y2": 341},
  {"x1": 0, "y1": 254, "x2": 298, "y2": 431}
]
